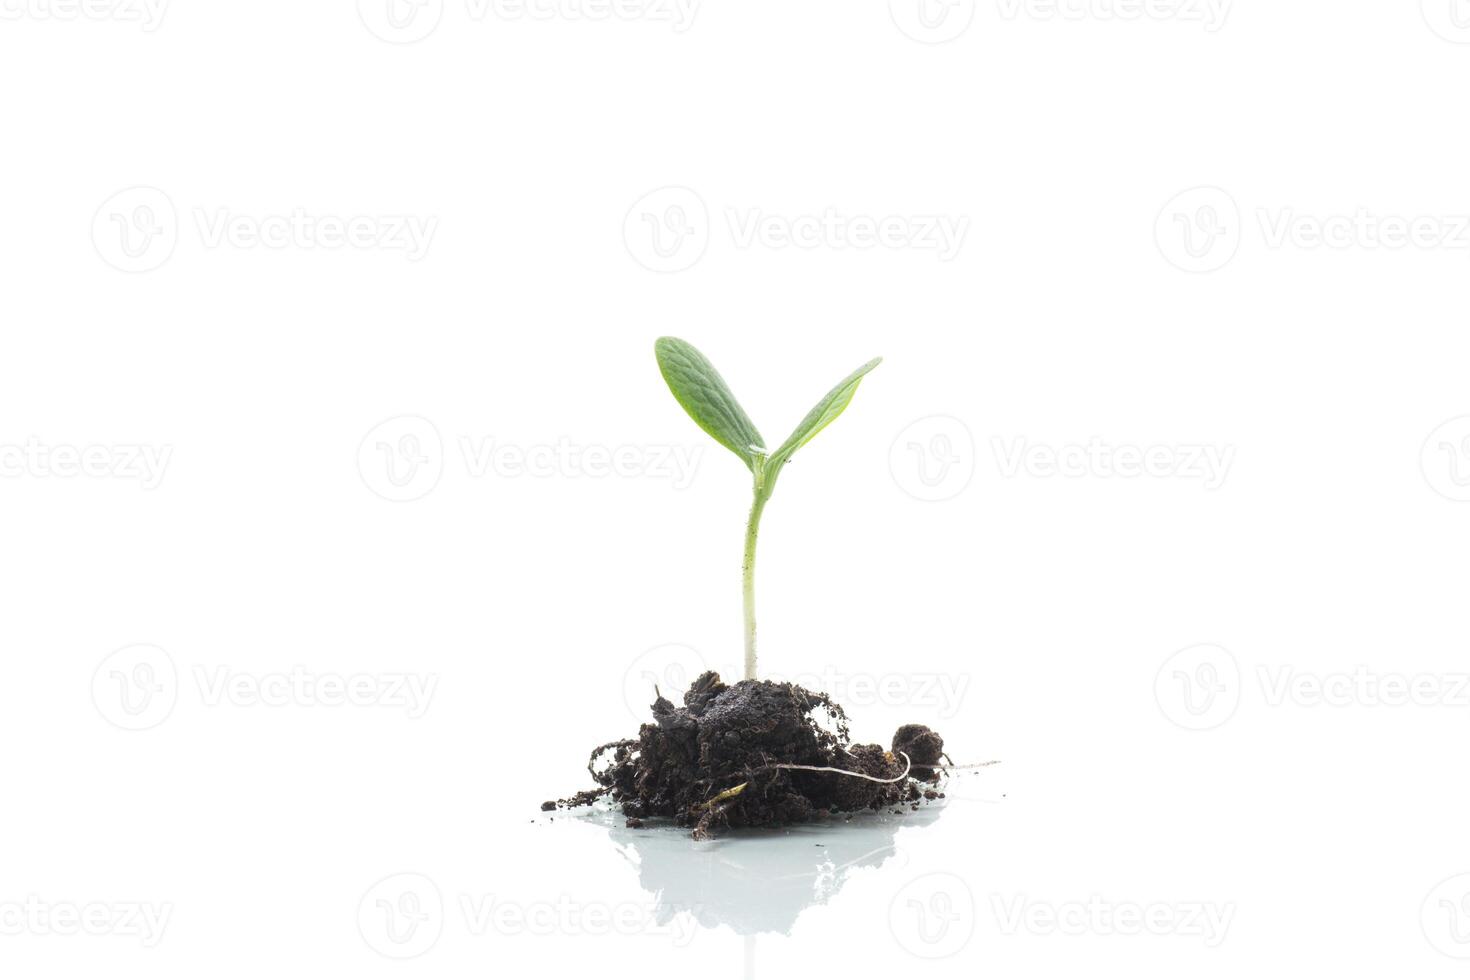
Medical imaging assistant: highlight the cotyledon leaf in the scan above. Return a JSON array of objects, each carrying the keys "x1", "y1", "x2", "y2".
[
  {"x1": 767, "y1": 356, "x2": 882, "y2": 471},
  {"x1": 654, "y1": 337, "x2": 766, "y2": 469}
]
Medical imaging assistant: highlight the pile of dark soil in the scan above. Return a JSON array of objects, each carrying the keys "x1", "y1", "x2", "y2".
[{"x1": 545, "y1": 671, "x2": 947, "y2": 839}]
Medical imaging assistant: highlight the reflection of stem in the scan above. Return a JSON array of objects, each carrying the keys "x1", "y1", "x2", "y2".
[{"x1": 744, "y1": 935, "x2": 756, "y2": 980}]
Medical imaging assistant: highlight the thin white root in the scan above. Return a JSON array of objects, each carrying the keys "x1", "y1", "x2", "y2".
[
  {"x1": 699, "y1": 752, "x2": 916, "y2": 809},
  {"x1": 772, "y1": 751, "x2": 912, "y2": 784},
  {"x1": 933, "y1": 760, "x2": 1002, "y2": 771}
]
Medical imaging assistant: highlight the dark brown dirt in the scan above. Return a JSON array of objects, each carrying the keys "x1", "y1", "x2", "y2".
[{"x1": 544, "y1": 671, "x2": 946, "y2": 839}]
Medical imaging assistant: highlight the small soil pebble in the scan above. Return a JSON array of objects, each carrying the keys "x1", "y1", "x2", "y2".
[{"x1": 891, "y1": 723, "x2": 945, "y2": 782}]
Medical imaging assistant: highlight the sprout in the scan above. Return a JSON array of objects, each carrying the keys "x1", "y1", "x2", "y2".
[{"x1": 654, "y1": 337, "x2": 881, "y2": 680}]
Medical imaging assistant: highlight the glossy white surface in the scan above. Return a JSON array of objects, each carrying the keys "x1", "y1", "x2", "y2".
[{"x1": 6, "y1": 4, "x2": 1470, "y2": 978}]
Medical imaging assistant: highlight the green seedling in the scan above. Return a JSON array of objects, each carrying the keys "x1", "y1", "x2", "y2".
[{"x1": 654, "y1": 337, "x2": 881, "y2": 681}]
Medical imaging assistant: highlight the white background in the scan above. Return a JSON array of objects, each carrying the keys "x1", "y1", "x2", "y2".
[{"x1": 4, "y1": 0, "x2": 1470, "y2": 976}]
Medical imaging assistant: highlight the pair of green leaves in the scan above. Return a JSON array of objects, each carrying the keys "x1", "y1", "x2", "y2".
[{"x1": 654, "y1": 337, "x2": 881, "y2": 491}]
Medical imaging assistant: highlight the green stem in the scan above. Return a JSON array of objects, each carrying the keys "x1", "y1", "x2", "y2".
[{"x1": 742, "y1": 482, "x2": 770, "y2": 681}]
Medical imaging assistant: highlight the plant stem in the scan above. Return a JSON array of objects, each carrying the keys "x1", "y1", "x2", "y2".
[{"x1": 742, "y1": 484, "x2": 769, "y2": 681}]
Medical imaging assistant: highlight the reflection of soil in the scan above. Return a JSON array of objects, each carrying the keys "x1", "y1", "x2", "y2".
[{"x1": 575, "y1": 805, "x2": 948, "y2": 936}]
